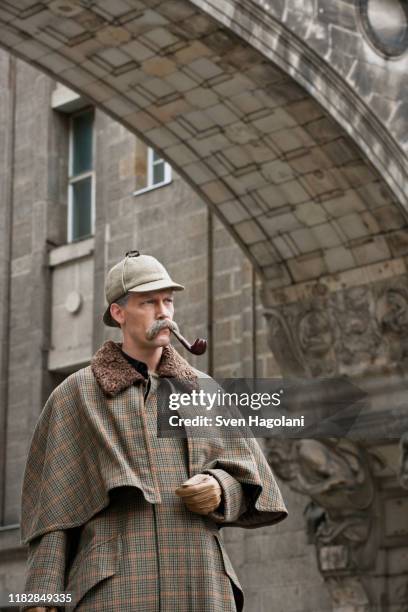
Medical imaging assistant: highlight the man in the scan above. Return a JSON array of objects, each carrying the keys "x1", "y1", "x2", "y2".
[{"x1": 21, "y1": 251, "x2": 287, "y2": 611}]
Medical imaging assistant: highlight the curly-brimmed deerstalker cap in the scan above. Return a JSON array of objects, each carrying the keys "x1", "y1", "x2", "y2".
[{"x1": 103, "y1": 250, "x2": 185, "y2": 327}]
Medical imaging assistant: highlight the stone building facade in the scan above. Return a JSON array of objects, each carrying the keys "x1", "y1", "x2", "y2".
[
  {"x1": 0, "y1": 1, "x2": 408, "y2": 610},
  {"x1": 0, "y1": 53, "x2": 330, "y2": 612}
]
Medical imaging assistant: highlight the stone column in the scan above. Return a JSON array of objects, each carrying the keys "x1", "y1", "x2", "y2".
[{"x1": 0, "y1": 51, "x2": 15, "y2": 525}]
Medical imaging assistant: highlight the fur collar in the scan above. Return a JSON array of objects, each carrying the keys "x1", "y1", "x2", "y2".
[{"x1": 91, "y1": 340, "x2": 198, "y2": 397}]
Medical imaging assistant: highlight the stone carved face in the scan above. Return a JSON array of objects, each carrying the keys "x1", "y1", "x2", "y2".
[
  {"x1": 378, "y1": 288, "x2": 408, "y2": 334},
  {"x1": 294, "y1": 440, "x2": 374, "y2": 515},
  {"x1": 298, "y1": 311, "x2": 332, "y2": 358}
]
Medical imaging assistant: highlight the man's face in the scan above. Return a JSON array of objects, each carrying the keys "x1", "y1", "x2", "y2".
[{"x1": 111, "y1": 289, "x2": 175, "y2": 349}]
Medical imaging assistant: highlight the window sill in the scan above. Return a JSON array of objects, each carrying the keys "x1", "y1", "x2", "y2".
[
  {"x1": 133, "y1": 178, "x2": 173, "y2": 196},
  {"x1": 49, "y1": 236, "x2": 95, "y2": 268}
]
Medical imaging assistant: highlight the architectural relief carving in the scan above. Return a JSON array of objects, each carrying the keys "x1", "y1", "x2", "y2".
[
  {"x1": 377, "y1": 287, "x2": 408, "y2": 363},
  {"x1": 266, "y1": 439, "x2": 376, "y2": 556},
  {"x1": 265, "y1": 438, "x2": 380, "y2": 610},
  {"x1": 297, "y1": 309, "x2": 335, "y2": 377},
  {"x1": 263, "y1": 275, "x2": 408, "y2": 377},
  {"x1": 263, "y1": 308, "x2": 307, "y2": 376},
  {"x1": 336, "y1": 286, "x2": 382, "y2": 370},
  {"x1": 325, "y1": 576, "x2": 370, "y2": 612},
  {"x1": 263, "y1": 273, "x2": 408, "y2": 611}
]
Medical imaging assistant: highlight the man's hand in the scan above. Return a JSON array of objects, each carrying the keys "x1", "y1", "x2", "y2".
[
  {"x1": 175, "y1": 474, "x2": 222, "y2": 515},
  {"x1": 24, "y1": 607, "x2": 58, "y2": 612}
]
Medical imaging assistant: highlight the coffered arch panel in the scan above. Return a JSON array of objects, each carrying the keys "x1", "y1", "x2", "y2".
[{"x1": 0, "y1": 0, "x2": 407, "y2": 289}]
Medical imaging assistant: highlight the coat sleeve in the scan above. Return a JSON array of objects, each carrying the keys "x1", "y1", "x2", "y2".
[
  {"x1": 201, "y1": 468, "x2": 248, "y2": 524},
  {"x1": 193, "y1": 432, "x2": 288, "y2": 529},
  {"x1": 188, "y1": 371, "x2": 288, "y2": 529},
  {"x1": 21, "y1": 530, "x2": 69, "y2": 611}
]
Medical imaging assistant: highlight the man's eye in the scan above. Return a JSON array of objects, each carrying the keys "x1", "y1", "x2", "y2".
[{"x1": 165, "y1": 298, "x2": 173, "y2": 303}]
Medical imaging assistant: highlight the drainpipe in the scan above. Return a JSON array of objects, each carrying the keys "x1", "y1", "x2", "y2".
[{"x1": 0, "y1": 55, "x2": 16, "y2": 524}]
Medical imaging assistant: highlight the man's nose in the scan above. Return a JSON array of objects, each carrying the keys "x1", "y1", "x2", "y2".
[{"x1": 156, "y1": 301, "x2": 170, "y2": 318}]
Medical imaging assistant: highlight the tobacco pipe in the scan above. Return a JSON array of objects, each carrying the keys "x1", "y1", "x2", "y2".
[{"x1": 170, "y1": 328, "x2": 207, "y2": 355}]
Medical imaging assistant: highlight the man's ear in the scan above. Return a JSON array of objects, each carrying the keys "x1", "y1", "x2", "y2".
[{"x1": 110, "y1": 303, "x2": 124, "y2": 327}]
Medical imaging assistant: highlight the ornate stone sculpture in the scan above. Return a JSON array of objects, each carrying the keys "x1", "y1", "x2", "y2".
[
  {"x1": 266, "y1": 439, "x2": 376, "y2": 556},
  {"x1": 262, "y1": 274, "x2": 408, "y2": 610},
  {"x1": 378, "y1": 287, "x2": 408, "y2": 363},
  {"x1": 264, "y1": 277, "x2": 408, "y2": 378},
  {"x1": 265, "y1": 438, "x2": 380, "y2": 610}
]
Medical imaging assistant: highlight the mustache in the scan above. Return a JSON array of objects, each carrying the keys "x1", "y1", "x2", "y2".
[{"x1": 145, "y1": 319, "x2": 180, "y2": 340}]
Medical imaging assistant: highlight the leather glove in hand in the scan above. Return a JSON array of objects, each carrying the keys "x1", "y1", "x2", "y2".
[
  {"x1": 175, "y1": 474, "x2": 222, "y2": 515},
  {"x1": 25, "y1": 608, "x2": 58, "y2": 612}
]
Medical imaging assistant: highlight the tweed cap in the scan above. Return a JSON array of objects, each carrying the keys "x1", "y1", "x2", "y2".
[{"x1": 103, "y1": 250, "x2": 184, "y2": 327}]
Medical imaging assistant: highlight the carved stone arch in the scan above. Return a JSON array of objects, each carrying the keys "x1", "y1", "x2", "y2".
[
  {"x1": 191, "y1": 0, "x2": 408, "y2": 210},
  {"x1": 0, "y1": 0, "x2": 407, "y2": 288}
]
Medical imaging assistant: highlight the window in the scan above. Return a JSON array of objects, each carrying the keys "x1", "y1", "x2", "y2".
[
  {"x1": 134, "y1": 146, "x2": 172, "y2": 195},
  {"x1": 68, "y1": 109, "x2": 95, "y2": 242},
  {"x1": 359, "y1": 0, "x2": 408, "y2": 57}
]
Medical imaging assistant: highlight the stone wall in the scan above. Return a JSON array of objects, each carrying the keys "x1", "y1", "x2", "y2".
[{"x1": 0, "y1": 53, "x2": 331, "y2": 612}]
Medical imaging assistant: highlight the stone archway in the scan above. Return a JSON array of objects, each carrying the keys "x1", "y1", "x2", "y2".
[
  {"x1": 1, "y1": 2, "x2": 408, "y2": 610},
  {"x1": 0, "y1": 0, "x2": 406, "y2": 287}
]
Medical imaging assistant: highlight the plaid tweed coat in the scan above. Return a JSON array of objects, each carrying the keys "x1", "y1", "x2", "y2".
[{"x1": 21, "y1": 341, "x2": 287, "y2": 611}]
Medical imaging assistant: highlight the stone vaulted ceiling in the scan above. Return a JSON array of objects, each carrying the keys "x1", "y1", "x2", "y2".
[{"x1": 0, "y1": 0, "x2": 407, "y2": 292}]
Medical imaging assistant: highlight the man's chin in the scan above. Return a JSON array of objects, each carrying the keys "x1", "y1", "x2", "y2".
[{"x1": 152, "y1": 332, "x2": 171, "y2": 347}]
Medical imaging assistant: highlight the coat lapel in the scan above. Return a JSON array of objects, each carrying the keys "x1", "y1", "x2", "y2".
[{"x1": 91, "y1": 340, "x2": 198, "y2": 397}]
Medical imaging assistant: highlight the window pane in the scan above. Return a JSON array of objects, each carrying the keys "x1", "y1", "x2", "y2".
[
  {"x1": 367, "y1": 0, "x2": 408, "y2": 46},
  {"x1": 72, "y1": 177, "x2": 92, "y2": 241},
  {"x1": 152, "y1": 149, "x2": 161, "y2": 163},
  {"x1": 72, "y1": 110, "x2": 93, "y2": 175},
  {"x1": 153, "y1": 160, "x2": 165, "y2": 185}
]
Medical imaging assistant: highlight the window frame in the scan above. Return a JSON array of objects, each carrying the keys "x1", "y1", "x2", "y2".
[
  {"x1": 133, "y1": 146, "x2": 172, "y2": 196},
  {"x1": 67, "y1": 107, "x2": 96, "y2": 243},
  {"x1": 358, "y1": 0, "x2": 408, "y2": 59}
]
